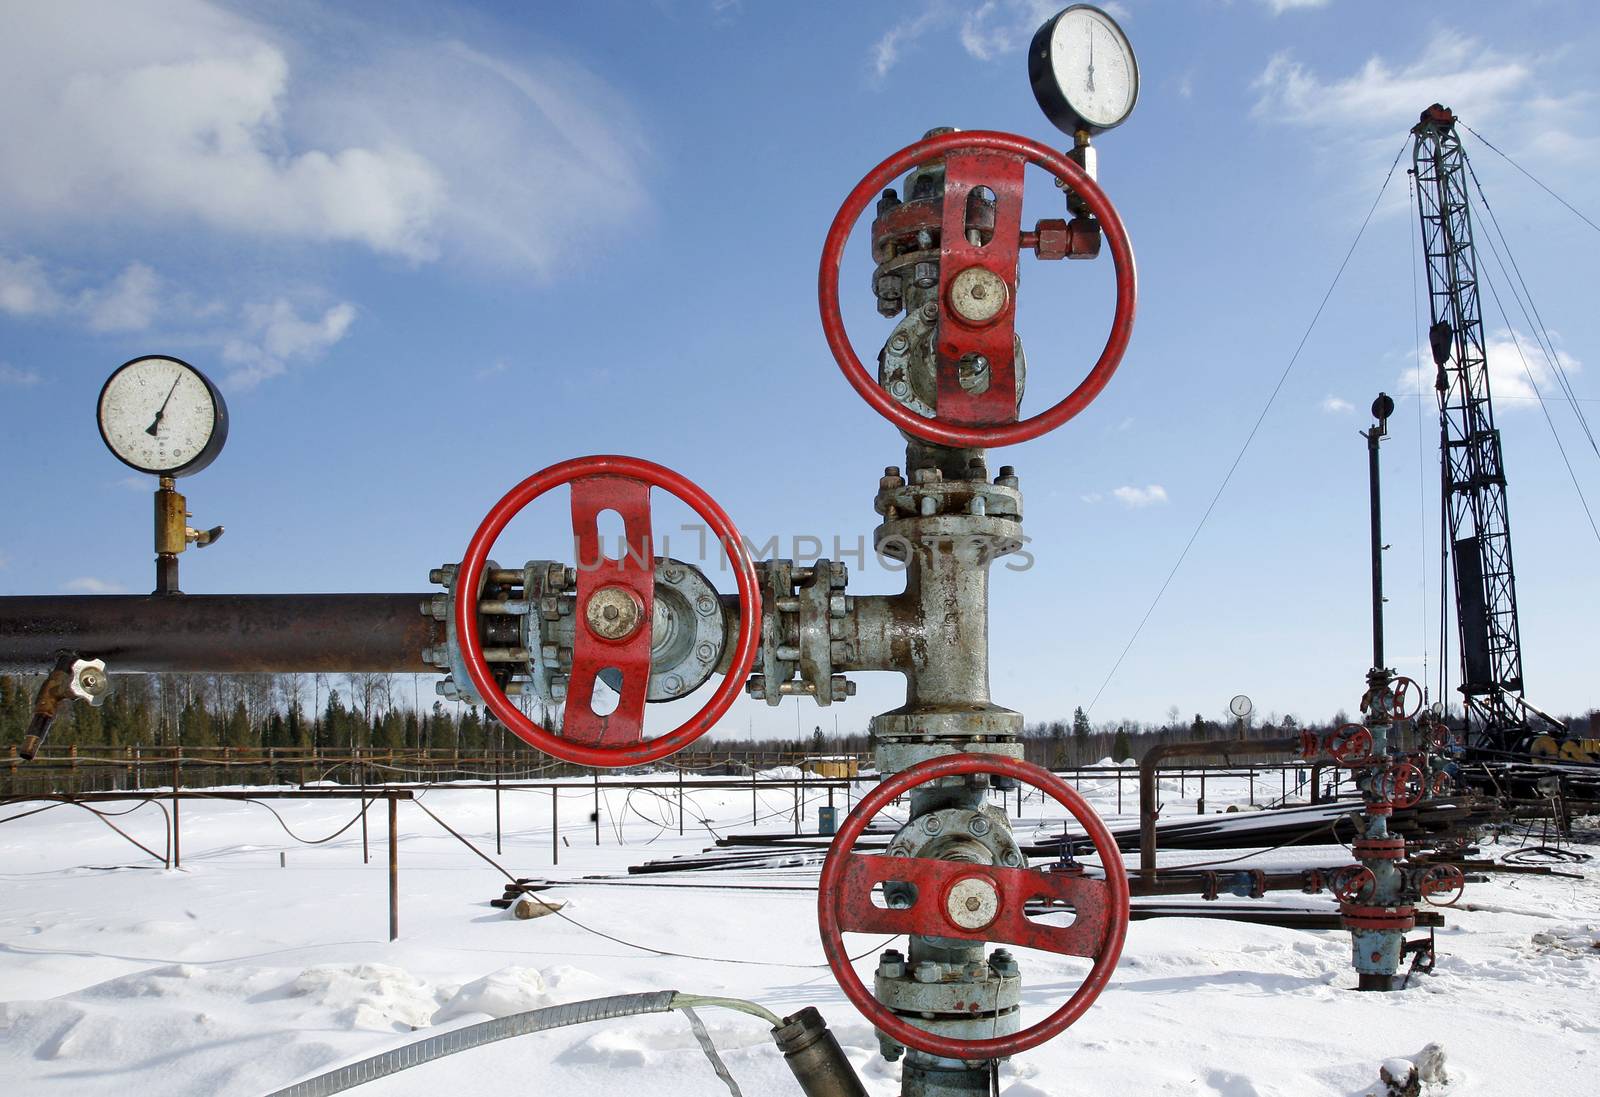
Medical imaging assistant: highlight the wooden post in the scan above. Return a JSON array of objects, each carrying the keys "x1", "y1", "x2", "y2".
[{"x1": 387, "y1": 796, "x2": 399, "y2": 942}]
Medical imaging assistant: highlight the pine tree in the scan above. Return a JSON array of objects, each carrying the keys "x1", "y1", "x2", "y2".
[
  {"x1": 1112, "y1": 726, "x2": 1132, "y2": 762},
  {"x1": 1072, "y1": 707, "x2": 1091, "y2": 763}
]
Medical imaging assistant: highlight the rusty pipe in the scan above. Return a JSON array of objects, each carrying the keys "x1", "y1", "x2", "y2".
[
  {"x1": 0, "y1": 595, "x2": 440, "y2": 674},
  {"x1": 1139, "y1": 736, "x2": 1302, "y2": 887}
]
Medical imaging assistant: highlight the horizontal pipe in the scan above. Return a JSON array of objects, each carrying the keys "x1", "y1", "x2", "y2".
[{"x1": 0, "y1": 594, "x2": 440, "y2": 674}]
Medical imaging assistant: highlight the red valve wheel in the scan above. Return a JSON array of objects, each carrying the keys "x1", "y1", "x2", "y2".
[
  {"x1": 817, "y1": 754, "x2": 1129, "y2": 1061},
  {"x1": 1377, "y1": 761, "x2": 1426, "y2": 810},
  {"x1": 1418, "y1": 864, "x2": 1465, "y2": 907},
  {"x1": 819, "y1": 130, "x2": 1136, "y2": 448},
  {"x1": 1429, "y1": 770, "x2": 1454, "y2": 798},
  {"x1": 1389, "y1": 676, "x2": 1423, "y2": 720},
  {"x1": 1331, "y1": 865, "x2": 1376, "y2": 905},
  {"x1": 1328, "y1": 724, "x2": 1374, "y2": 766},
  {"x1": 1299, "y1": 730, "x2": 1320, "y2": 761},
  {"x1": 455, "y1": 455, "x2": 761, "y2": 768}
]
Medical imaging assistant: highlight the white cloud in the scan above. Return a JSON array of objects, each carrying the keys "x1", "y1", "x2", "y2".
[
  {"x1": 1112, "y1": 484, "x2": 1169, "y2": 508},
  {"x1": 872, "y1": 9, "x2": 945, "y2": 80},
  {"x1": 1081, "y1": 491, "x2": 1104, "y2": 504},
  {"x1": 0, "y1": 253, "x2": 62, "y2": 316},
  {"x1": 1260, "y1": 0, "x2": 1330, "y2": 13},
  {"x1": 86, "y1": 263, "x2": 162, "y2": 332},
  {"x1": 1254, "y1": 34, "x2": 1529, "y2": 133},
  {"x1": 0, "y1": 1, "x2": 649, "y2": 274},
  {"x1": 1397, "y1": 327, "x2": 1582, "y2": 406},
  {"x1": 1322, "y1": 395, "x2": 1354, "y2": 413},
  {"x1": 222, "y1": 299, "x2": 357, "y2": 388},
  {"x1": 0, "y1": 363, "x2": 42, "y2": 386},
  {"x1": 64, "y1": 577, "x2": 125, "y2": 594}
]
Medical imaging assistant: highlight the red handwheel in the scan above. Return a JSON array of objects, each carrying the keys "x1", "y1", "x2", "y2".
[
  {"x1": 1328, "y1": 724, "x2": 1374, "y2": 766},
  {"x1": 1377, "y1": 761, "x2": 1426, "y2": 810},
  {"x1": 819, "y1": 130, "x2": 1137, "y2": 448},
  {"x1": 1418, "y1": 864, "x2": 1465, "y2": 907},
  {"x1": 455, "y1": 456, "x2": 761, "y2": 768},
  {"x1": 817, "y1": 754, "x2": 1129, "y2": 1060}
]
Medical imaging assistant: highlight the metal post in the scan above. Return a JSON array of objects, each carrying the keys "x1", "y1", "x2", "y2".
[
  {"x1": 1116, "y1": 768, "x2": 1122, "y2": 815},
  {"x1": 495, "y1": 765, "x2": 502, "y2": 855},
  {"x1": 361, "y1": 779, "x2": 370, "y2": 865},
  {"x1": 551, "y1": 789, "x2": 559, "y2": 866},
  {"x1": 171, "y1": 757, "x2": 181, "y2": 869},
  {"x1": 593, "y1": 771, "x2": 600, "y2": 845},
  {"x1": 678, "y1": 765, "x2": 684, "y2": 836},
  {"x1": 752, "y1": 768, "x2": 758, "y2": 826},
  {"x1": 1199, "y1": 769, "x2": 1206, "y2": 815},
  {"x1": 388, "y1": 795, "x2": 398, "y2": 942}
]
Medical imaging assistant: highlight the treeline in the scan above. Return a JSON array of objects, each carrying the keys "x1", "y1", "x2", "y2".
[
  {"x1": 5, "y1": 672, "x2": 1592, "y2": 764},
  {"x1": 0, "y1": 672, "x2": 539, "y2": 753}
]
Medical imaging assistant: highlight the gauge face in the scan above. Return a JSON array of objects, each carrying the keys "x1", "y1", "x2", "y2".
[
  {"x1": 97, "y1": 355, "x2": 229, "y2": 477},
  {"x1": 1229, "y1": 694, "x2": 1254, "y2": 718},
  {"x1": 1029, "y1": 5, "x2": 1139, "y2": 136}
]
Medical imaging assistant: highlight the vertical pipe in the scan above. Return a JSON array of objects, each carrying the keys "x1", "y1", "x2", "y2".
[
  {"x1": 171, "y1": 758, "x2": 181, "y2": 869},
  {"x1": 593, "y1": 771, "x2": 600, "y2": 845},
  {"x1": 678, "y1": 766, "x2": 685, "y2": 836},
  {"x1": 1368, "y1": 423, "x2": 1386, "y2": 670},
  {"x1": 753, "y1": 769, "x2": 758, "y2": 826},
  {"x1": 495, "y1": 766, "x2": 503, "y2": 855},
  {"x1": 551, "y1": 788, "x2": 559, "y2": 866},
  {"x1": 388, "y1": 796, "x2": 398, "y2": 942}
]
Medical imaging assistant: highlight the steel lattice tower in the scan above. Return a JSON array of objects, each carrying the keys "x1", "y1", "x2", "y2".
[{"x1": 1411, "y1": 104, "x2": 1528, "y2": 750}]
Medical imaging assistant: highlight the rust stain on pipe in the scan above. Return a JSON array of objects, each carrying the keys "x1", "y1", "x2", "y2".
[{"x1": 0, "y1": 594, "x2": 441, "y2": 674}]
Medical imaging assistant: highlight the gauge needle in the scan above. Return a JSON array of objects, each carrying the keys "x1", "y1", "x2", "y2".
[
  {"x1": 146, "y1": 377, "x2": 180, "y2": 436},
  {"x1": 1087, "y1": 28, "x2": 1096, "y2": 92}
]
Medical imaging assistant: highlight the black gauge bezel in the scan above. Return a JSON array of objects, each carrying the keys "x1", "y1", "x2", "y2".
[
  {"x1": 1028, "y1": 4, "x2": 1140, "y2": 137},
  {"x1": 96, "y1": 354, "x2": 230, "y2": 478}
]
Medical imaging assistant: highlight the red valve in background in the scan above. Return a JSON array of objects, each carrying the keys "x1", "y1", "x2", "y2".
[
  {"x1": 455, "y1": 455, "x2": 760, "y2": 769},
  {"x1": 817, "y1": 754, "x2": 1129, "y2": 1060},
  {"x1": 819, "y1": 129, "x2": 1137, "y2": 448}
]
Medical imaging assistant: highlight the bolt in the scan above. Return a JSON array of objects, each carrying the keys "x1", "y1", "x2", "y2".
[
  {"x1": 968, "y1": 814, "x2": 991, "y2": 836},
  {"x1": 888, "y1": 332, "x2": 910, "y2": 353},
  {"x1": 663, "y1": 673, "x2": 684, "y2": 693},
  {"x1": 919, "y1": 301, "x2": 938, "y2": 322},
  {"x1": 913, "y1": 961, "x2": 941, "y2": 984},
  {"x1": 830, "y1": 676, "x2": 853, "y2": 702},
  {"x1": 1001, "y1": 849, "x2": 1022, "y2": 867},
  {"x1": 876, "y1": 188, "x2": 901, "y2": 216},
  {"x1": 830, "y1": 563, "x2": 849, "y2": 588},
  {"x1": 696, "y1": 641, "x2": 716, "y2": 663},
  {"x1": 828, "y1": 593, "x2": 847, "y2": 617},
  {"x1": 919, "y1": 814, "x2": 944, "y2": 835},
  {"x1": 429, "y1": 568, "x2": 447, "y2": 585},
  {"x1": 913, "y1": 261, "x2": 937, "y2": 289},
  {"x1": 995, "y1": 465, "x2": 1019, "y2": 488},
  {"x1": 695, "y1": 595, "x2": 715, "y2": 616},
  {"x1": 890, "y1": 379, "x2": 910, "y2": 398},
  {"x1": 745, "y1": 674, "x2": 766, "y2": 696},
  {"x1": 880, "y1": 466, "x2": 905, "y2": 490},
  {"x1": 876, "y1": 273, "x2": 903, "y2": 300}
]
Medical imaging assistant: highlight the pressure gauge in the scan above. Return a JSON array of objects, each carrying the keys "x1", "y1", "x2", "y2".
[
  {"x1": 97, "y1": 355, "x2": 228, "y2": 478},
  {"x1": 1229, "y1": 694, "x2": 1254, "y2": 719},
  {"x1": 1029, "y1": 5, "x2": 1139, "y2": 136}
]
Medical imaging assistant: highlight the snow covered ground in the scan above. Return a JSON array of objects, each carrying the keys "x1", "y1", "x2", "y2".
[{"x1": 1, "y1": 772, "x2": 1595, "y2": 1096}]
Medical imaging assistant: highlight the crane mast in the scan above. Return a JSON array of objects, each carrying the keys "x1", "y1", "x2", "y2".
[{"x1": 1411, "y1": 103, "x2": 1530, "y2": 752}]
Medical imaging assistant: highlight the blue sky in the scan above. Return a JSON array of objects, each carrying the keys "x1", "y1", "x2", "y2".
[{"x1": 2, "y1": 0, "x2": 1597, "y2": 738}]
